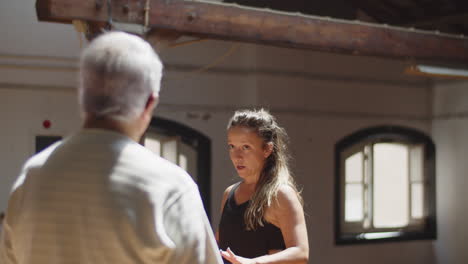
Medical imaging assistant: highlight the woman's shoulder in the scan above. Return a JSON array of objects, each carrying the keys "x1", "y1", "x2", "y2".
[
  {"x1": 273, "y1": 184, "x2": 302, "y2": 208},
  {"x1": 223, "y1": 182, "x2": 240, "y2": 198},
  {"x1": 265, "y1": 184, "x2": 304, "y2": 226},
  {"x1": 220, "y1": 182, "x2": 241, "y2": 210},
  {"x1": 264, "y1": 184, "x2": 301, "y2": 226},
  {"x1": 277, "y1": 184, "x2": 299, "y2": 197},
  {"x1": 226, "y1": 182, "x2": 239, "y2": 192}
]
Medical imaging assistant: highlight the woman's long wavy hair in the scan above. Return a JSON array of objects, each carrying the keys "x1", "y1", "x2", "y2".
[{"x1": 227, "y1": 109, "x2": 303, "y2": 230}]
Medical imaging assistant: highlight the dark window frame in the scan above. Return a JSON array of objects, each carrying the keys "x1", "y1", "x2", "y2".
[
  {"x1": 334, "y1": 125, "x2": 437, "y2": 245},
  {"x1": 35, "y1": 135, "x2": 62, "y2": 153}
]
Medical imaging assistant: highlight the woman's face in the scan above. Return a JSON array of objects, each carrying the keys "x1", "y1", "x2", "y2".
[{"x1": 227, "y1": 126, "x2": 272, "y2": 182}]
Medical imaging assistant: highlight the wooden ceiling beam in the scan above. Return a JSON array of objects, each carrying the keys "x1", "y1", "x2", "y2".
[{"x1": 36, "y1": 0, "x2": 468, "y2": 63}]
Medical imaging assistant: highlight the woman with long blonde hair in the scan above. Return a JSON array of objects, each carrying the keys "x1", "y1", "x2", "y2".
[{"x1": 218, "y1": 109, "x2": 309, "y2": 264}]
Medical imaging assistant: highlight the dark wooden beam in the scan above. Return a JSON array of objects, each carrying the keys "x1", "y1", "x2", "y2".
[{"x1": 36, "y1": 0, "x2": 468, "y2": 63}]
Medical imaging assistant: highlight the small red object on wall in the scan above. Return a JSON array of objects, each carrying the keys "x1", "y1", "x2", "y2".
[{"x1": 43, "y1": 120, "x2": 51, "y2": 129}]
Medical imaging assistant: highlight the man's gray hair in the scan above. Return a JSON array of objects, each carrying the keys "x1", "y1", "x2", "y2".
[{"x1": 79, "y1": 31, "x2": 163, "y2": 121}]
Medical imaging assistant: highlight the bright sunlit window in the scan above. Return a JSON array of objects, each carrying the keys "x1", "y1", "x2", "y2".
[{"x1": 335, "y1": 126, "x2": 436, "y2": 244}]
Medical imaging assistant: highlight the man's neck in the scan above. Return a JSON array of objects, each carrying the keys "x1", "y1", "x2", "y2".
[{"x1": 82, "y1": 116, "x2": 142, "y2": 142}]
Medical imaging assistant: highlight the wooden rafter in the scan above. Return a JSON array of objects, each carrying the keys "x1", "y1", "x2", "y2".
[{"x1": 36, "y1": 0, "x2": 468, "y2": 63}]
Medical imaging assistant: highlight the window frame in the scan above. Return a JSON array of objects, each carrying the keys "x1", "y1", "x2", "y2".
[
  {"x1": 144, "y1": 117, "x2": 212, "y2": 219},
  {"x1": 334, "y1": 126, "x2": 436, "y2": 245}
]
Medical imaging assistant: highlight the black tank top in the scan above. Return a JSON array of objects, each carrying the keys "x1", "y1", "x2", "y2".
[{"x1": 218, "y1": 183, "x2": 286, "y2": 262}]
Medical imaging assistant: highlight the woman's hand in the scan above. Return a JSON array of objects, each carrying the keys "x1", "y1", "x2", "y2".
[{"x1": 220, "y1": 248, "x2": 257, "y2": 264}]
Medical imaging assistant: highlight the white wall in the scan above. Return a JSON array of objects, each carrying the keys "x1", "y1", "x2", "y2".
[
  {"x1": 0, "y1": 86, "x2": 80, "y2": 205},
  {"x1": 0, "y1": 1, "x2": 441, "y2": 264},
  {"x1": 433, "y1": 81, "x2": 468, "y2": 264}
]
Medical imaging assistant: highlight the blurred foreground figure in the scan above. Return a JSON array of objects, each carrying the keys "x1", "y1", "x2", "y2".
[{"x1": 0, "y1": 32, "x2": 222, "y2": 264}]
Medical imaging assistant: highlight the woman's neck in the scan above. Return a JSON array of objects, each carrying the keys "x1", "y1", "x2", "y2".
[{"x1": 241, "y1": 180, "x2": 257, "y2": 193}]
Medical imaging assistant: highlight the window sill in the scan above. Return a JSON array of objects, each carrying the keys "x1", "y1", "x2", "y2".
[{"x1": 335, "y1": 230, "x2": 437, "y2": 245}]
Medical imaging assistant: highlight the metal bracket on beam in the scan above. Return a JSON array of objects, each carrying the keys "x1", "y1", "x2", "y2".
[
  {"x1": 111, "y1": 21, "x2": 148, "y2": 35},
  {"x1": 95, "y1": 0, "x2": 103, "y2": 10}
]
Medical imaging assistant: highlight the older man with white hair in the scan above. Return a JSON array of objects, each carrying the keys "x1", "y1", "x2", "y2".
[{"x1": 0, "y1": 32, "x2": 223, "y2": 264}]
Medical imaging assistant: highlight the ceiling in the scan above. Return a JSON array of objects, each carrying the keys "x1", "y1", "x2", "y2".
[{"x1": 223, "y1": 0, "x2": 468, "y2": 36}]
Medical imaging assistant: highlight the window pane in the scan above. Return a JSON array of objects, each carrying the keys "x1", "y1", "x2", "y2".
[
  {"x1": 178, "y1": 143, "x2": 198, "y2": 181},
  {"x1": 411, "y1": 183, "x2": 424, "y2": 219},
  {"x1": 410, "y1": 145, "x2": 424, "y2": 182},
  {"x1": 345, "y1": 152, "x2": 363, "y2": 183},
  {"x1": 162, "y1": 139, "x2": 178, "y2": 164},
  {"x1": 345, "y1": 184, "x2": 363, "y2": 222},
  {"x1": 179, "y1": 154, "x2": 187, "y2": 171},
  {"x1": 145, "y1": 137, "x2": 161, "y2": 156},
  {"x1": 373, "y1": 143, "x2": 409, "y2": 228}
]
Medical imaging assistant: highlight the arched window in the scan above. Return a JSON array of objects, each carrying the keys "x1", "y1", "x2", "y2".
[
  {"x1": 143, "y1": 117, "x2": 212, "y2": 218},
  {"x1": 335, "y1": 126, "x2": 436, "y2": 244}
]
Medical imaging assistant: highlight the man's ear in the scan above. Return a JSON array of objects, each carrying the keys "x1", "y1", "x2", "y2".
[
  {"x1": 143, "y1": 93, "x2": 158, "y2": 116},
  {"x1": 264, "y1": 142, "x2": 273, "y2": 158}
]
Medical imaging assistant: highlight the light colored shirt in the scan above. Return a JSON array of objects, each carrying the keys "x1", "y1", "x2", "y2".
[{"x1": 0, "y1": 129, "x2": 222, "y2": 264}]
